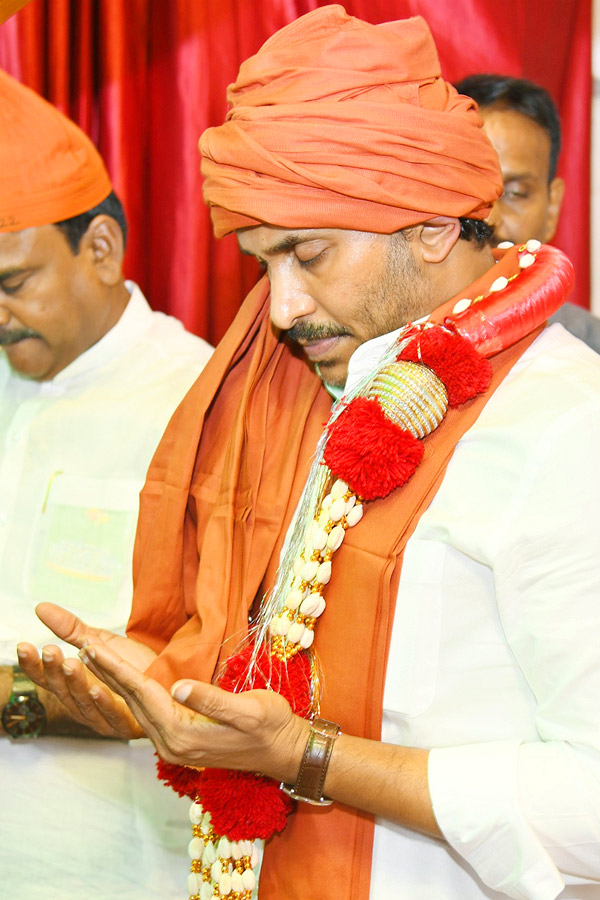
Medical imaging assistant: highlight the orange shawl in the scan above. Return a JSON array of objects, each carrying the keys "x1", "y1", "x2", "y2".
[{"x1": 128, "y1": 252, "x2": 538, "y2": 899}]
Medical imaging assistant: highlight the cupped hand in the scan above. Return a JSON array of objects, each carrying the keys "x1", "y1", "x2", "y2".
[{"x1": 79, "y1": 639, "x2": 310, "y2": 782}]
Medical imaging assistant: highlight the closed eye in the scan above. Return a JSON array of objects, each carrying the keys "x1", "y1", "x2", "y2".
[
  {"x1": 0, "y1": 274, "x2": 29, "y2": 295},
  {"x1": 295, "y1": 242, "x2": 329, "y2": 268}
]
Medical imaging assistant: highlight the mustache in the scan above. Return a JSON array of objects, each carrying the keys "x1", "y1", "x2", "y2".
[
  {"x1": 0, "y1": 328, "x2": 40, "y2": 346},
  {"x1": 285, "y1": 323, "x2": 349, "y2": 343}
]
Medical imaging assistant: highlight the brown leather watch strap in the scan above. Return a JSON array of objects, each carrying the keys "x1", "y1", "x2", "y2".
[{"x1": 280, "y1": 716, "x2": 341, "y2": 805}]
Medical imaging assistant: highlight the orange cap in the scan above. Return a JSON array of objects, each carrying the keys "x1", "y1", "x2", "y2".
[
  {"x1": 201, "y1": 5, "x2": 502, "y2": 238},
  {"x1": 0, "y1": 68, "x2": 113, "y2": 233}
]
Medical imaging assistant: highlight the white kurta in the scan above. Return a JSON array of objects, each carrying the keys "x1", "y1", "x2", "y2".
[
  {"x1": 346, "y1": 324, "x2": 600, "y2": 900},
  {"x1": 0, "y1": 283, "x2": 213, "y2": 899}
]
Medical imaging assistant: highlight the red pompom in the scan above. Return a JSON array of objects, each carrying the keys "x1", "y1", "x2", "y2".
[
  {"x1": 399, "y1": 326, "x2": 492, "y2": 407},
  {"x1": 218, "y1": 640, "x2": 313, "y2": 718},
  {"x1": 198, "y1": 769, "x2": 293, "y2": 840},
  {"x1": 156, "y1": 756, "x2": 204, "y2": 799},
  {"x1": 156, "y1": 639, "x2": 313, "y2": 830},
  {"x1": 323, "y1": 397, "x2": 424, "y2": 500}
]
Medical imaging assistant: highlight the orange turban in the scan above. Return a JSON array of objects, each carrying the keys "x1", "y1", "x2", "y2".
[
  {"x1": 201, "y1": 5, "x2": 502, "y2": 238},
  {"x1": 0, "y1": 69, "x2": 113, "y2": 233}
]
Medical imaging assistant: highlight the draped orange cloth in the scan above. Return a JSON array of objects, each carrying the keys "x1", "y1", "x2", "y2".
[
  {"x1": 0, "y1": 68, "x2": 112, "y2": 232},
  {"x1": 127, "y1": 249, "x2": 538, "y2": 899},
  {"x1": 200, "y1": 5, "x2": 502, "y2": 238}
]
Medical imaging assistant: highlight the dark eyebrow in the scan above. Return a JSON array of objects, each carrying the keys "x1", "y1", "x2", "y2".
[{"x1": 502, "y1": 171, "x2": 535, "y2": 182}]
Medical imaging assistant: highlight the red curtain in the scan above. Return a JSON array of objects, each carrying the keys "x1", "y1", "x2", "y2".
[{"x1": 0, "y1": 0, "x2": 591, "y2": 344}]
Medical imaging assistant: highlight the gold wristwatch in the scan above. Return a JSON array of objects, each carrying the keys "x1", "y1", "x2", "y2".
[{"x1": 1, "y1": 666, "x2": 47, "y2": 738}]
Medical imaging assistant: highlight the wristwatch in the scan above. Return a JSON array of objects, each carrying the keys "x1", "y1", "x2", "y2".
[
  {"x1": 1, "y1": 666, "x2": 47, "y2": 738},
  {"x1": 280, "y1": 716, "x2": 341, "y2": 805}
]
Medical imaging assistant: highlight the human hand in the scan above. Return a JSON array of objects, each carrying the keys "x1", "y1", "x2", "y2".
[
  {"x1": 79, "y1": 639, "x2": 310, "y2": 782},
  {"x1": 15, "y1": 603, "x2": 155, "y2": 738}
]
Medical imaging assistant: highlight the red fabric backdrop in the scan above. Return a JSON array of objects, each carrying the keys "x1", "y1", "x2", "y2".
[{"x1": 0, "y1": 0, "x2": 591, "y2": 343}]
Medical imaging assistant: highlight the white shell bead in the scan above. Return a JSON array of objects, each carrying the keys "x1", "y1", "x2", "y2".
[
  {"x1": 293, "y1": 557, "x2": 304, "y2": 577},
  {"x1": 318, "y1": 507, "x2": 330, "y2": 527},
  {"x1": 200, "y1": 884, "x2": 214, "y2": 900},
  {"x1": 321, "y1": 493, "x2": 333, "y2": 510},
  {"x1": 250, "y1": 845, "x2": 260, "y2": 868},
  {"x1": 345, "y1": 503, "x2": 364, "y2": 527},
  {"x1": 269, "y1": 616, "x2": 282, "y2": 636},
  {"x1": 219, "y1": 871, "x2": 232, "y2": 895},
  {"x1": 201, "y1": 811, "x2": 212, "y2": 832},
  {"x1": 327, "y1": 524, "x2": 345, "y2": 550},
  {"x1": 240, "y1": 840, "x2": 253, "y2": 856},
  {"x1": 519, "y1": 252, "x2": 535, "y2": 268},
  {"x1": 300, "y1": 592, "x2": 323, "y2": 616},
  {"x1": 231, "y1": 870, "x2": 244, "y2": 892},
  {"x1": 299, "y1": 627, "x2": 315, "y2": 649},
  {"x1": 287, "y1": 621, "x2": 305, "y2": 644},
  {"x1": 230, "y1": 841, "x2": 242, "y2": 861},
  {"x1": 330, "y1": 479, "x2": 348, "y2": 499},
  {"x1": 452, "y1": 297, "x2": 471, "y2": 315},
  {"x1": 211, "y1": 860, "x2": 222, "y2": 883},
  {"x1": 312, "y1": 596, "x2": 327, "y2": 618},
  {"x1": 300, "y1": 559, "x2": 319, "y2": 582},
  {"x1": 187, "y1": 872, "x2": 203, "y2": 894},
  {"x1": 242, "y1": 868, "x2": 257, "y2": 891},
  {"x1": 217, "y1": 836, "x2": 231, "y2": 858},
  {"x1": 277, "y1": 614, "x2": 292, "y2": 637},
  {"x1": 328, "y1": 497, "x2": 347, "y2": 521},
  {"x1": 526, "y1": 238, "x2": 541, "y2": 252},
  {"x1": 316, "y1": 560, "x2": 332, "y2": 584},
  {"x1": 311, "y1": 526, "x2": 329, "y2": 551},
  {"x1": 286, "y1": 589, "x2": 304, "y2": 611},
  {"x1": 344, "y1": 495, "x2": 356, "y2": 514},
  {"x1": 187, "y1": 836, "x2": 204, "y2": 860},
  {"x1": 490, "y1": 275, "x2": 508, "y2": 292},
  {"x1": 203, "y1": 841, "x2": 217, "y2": 865},
  {"x1": 189, "y1": 800, "x2": 203, "y2": 825},
  {"x1": 497, "y1": 240, "x2": 514, "y2": 249}
]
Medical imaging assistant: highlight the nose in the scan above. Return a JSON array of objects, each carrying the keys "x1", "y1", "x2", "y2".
[
  {"x1": 486, "y1": 197, "x2": 513, "y2": 246},
  {"x1": 268, "y1": 264, "x2": 316, "y2": 331},
  {"x1": 486, "y1": 199, "x2": 503, "y2": 235},
  {"x1": 0, "y1": 303, "x2": 10, "y2": 326}
]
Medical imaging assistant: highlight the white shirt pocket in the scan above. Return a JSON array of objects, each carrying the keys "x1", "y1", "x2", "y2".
[{"x1": 25, "y1": 474, "x2": 141, "y2": 628}]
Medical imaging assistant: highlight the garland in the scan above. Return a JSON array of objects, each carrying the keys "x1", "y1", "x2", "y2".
[{"x1": 156, "y1": 241, "x2": 574, "y2": 900}]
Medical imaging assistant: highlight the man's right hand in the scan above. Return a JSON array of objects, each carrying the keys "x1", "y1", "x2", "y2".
[{"x1": 16, "y1": 602, "x2": 156, "y2": 739}]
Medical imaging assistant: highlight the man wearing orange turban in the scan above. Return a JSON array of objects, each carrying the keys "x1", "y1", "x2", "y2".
[
  {"x1": 21, "y1": 7, "x2": 600, "y2": 900},
  {"x1": 0, "y1": 69, "x2": 213, "y2": 898}
]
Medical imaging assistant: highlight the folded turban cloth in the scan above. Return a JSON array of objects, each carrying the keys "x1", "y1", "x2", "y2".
[
  {"x1": 0, "y1": 0, "x2": 32, "y2": 24},
  {"x1": 201, "y1": 5, "x2": 502, "y2": 238},
  {"x1": 0, "y1": 69, "x2": 112, "y2": 233}
]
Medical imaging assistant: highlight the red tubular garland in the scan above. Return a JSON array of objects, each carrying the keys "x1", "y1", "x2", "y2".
[{"x1": 444, "y1": 245, "x2": 575, "y2": 357}]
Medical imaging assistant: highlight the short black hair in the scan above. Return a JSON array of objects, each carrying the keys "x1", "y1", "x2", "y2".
[
  {"x1": 54, "y1": 190, "x2": 128, "y2": 253},
  {"x1": 454, "y1": 74, "x2": 561, "y2": 182},
  {"x1": 458, "y1": 216, "x2": 494, "y2": 247}
]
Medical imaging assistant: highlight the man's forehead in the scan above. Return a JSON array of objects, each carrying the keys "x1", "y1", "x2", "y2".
[{"x1": 0, "y1": 225, "x2": 41, "y2": 266}]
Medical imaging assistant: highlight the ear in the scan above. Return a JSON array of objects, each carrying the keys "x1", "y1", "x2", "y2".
[
  {"x1": 80, "y1": 215, "x2": 125, "y2": 286},
  {"x1": 544, "y1": 176, "x2": 565, "y2": 242},
  {"x1": 410, "y1": 217, "x2": 461, "y2": 263}
]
